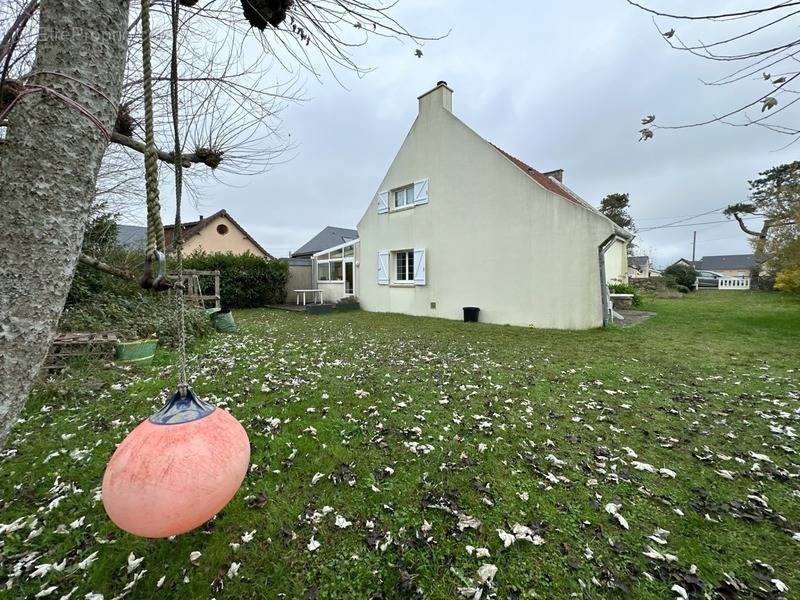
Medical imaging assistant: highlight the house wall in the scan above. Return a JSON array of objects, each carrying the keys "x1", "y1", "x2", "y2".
[
  {"x1": 356, "y1": 85, "x2": 623, "y2": 330},
  {"x1": 184, "y1": 215, "x2": 269, "y2": 258},
  {"x1": 284, "y1": 259, "x2": 312, "y2": 301},
  {"x1": 604, "y1": 239, "x2": 629, "y2": 284}
]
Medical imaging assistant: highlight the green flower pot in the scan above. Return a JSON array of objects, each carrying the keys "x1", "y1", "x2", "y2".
[
  {"x1": 211, "y1": 309, "x2": 237, "y2": 333},
  {"x1": 115, "y1": 338, "x2": 158, "y2": 367}
]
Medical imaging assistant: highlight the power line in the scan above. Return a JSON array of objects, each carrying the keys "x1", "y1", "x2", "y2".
[
  {"x1": 640, "y1": 216, "x2": 759, "y2": 231},
  {"x1": 638, "y1": 206, "x2": 729, "y2": 232}
]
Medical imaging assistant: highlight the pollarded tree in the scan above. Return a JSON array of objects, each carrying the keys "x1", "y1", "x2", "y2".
[
  {"x1": 0, "y1": 0, "x2": 440, "y2": 448},
  {"x1": 724, "y1": 161, "x2": 800, "y2": 285}
]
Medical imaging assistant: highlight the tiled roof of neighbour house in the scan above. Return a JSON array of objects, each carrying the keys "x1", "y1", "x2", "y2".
[
  {"x1": 163, "y1": 209, "x2": 275, "y2": 259},
  {"x1": 697, "y1": 254, "x2": 755, "y2": 271},
  {"x1": 490, "y1": 144, "x2": 634, "y2": 241},
  {"x1": 671, "y1": 258, "x2": 700, "y2": 268},
  {"x1": 292, "y1": 226, "x2": 359, "y2": 257},
  {"x1": 628, "y1": 256, "x2": 650, "y2": 269}
]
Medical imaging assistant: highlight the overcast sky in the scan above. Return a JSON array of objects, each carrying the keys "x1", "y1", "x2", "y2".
[{"x1": 155, "y1": 0, "x2": 794, "y2": 267}]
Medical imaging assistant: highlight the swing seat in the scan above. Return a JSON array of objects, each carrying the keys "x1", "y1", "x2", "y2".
[{"x1": 102, "y1": 389, "x2": 250, "y2": 538}]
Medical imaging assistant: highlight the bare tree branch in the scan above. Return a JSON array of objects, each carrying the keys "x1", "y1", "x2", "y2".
[
  {"x1": 110, "y1": 130, "x2": 221, "y2": 168},
  {"x1": 631, "y1": 1, "x2": 800, "y2": 140},
  {"x1": 78, "y1": 253, "x2": 136, "y2": 281}
]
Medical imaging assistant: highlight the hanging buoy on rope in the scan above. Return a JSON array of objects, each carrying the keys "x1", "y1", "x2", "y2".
[
  {"x1": 102, "y1": 0, "x2": 249, "y2": 539},
  {"x1": 102, "y1": 389, "x2": 250, "y2": 538}
]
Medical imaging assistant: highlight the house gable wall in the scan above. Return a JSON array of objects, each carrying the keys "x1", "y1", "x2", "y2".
[
  {"x1": 357, "y1": 91, "x2": 622, "y2": 329},
  {"x1": 183, "y1": 215, "x2": 269, "y2": 258}
]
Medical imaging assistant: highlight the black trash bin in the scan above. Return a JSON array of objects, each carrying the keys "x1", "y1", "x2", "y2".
[{"x1": 463, "y1": 307, "x2": 480, "y2": 322}]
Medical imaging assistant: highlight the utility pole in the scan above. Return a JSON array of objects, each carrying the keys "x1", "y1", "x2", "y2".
[{"x1": 691, "y1": 230, "x2": 697, "y2": 263}]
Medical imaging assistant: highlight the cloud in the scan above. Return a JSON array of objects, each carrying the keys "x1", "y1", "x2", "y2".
[{"x1": 143, "y1": 1, "x2": 792, "y2": 263}]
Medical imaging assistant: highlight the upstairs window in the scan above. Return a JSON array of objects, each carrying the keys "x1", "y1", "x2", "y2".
[{"x1": 394, "y1": 185, "x2": 414, "y2": 209}]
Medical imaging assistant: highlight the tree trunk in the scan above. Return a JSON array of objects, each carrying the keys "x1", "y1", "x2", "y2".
[{"x1": 0, "y1": 0, "x2": 130, "y2": 448}]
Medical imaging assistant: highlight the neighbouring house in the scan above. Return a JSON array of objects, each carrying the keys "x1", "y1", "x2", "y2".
[
  {"x1": 671, "y1": 258, "x2": 699, "y2": 270},
  {"x1": 314, "y1": 82, "x2": 632, "y2": 328},
  {"x1": 163, "y1": 209, "x2": 274, "y2": 259},
  {"x1": 695, "y1": 254, "x2": 758, "y2": 278},
  {"x1": 117, "y1": 210, "x2": 273, "y2": 258},
  {"x1": 669, "y1": 254, "x2": 759, "y2": 277},
  {"x1": 291, "y1": 226, "x2": 358, "y2": 259},
  {"x1": 628, "y1": 255, "x2": 655, "y2": 279}
]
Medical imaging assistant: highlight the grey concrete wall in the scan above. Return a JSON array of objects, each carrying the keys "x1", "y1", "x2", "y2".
[{"x1": 284, "y1": 260, "x2": 312, "y2": 301}]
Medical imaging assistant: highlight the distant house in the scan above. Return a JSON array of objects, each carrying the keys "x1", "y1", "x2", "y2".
[
  {"x1": 695, "y1": 254, "x2": 757, "y2": 278},
  {"x1": 670, "y1": 254, "x2": 758, "y2": 277},
  {"x1": 116, "y1": 210, "x2": 273, "y2": 259},
  {"x1": 628, "y1": 255, "x2": 654, "y2": 279},
  {"x1": 312, "y1": 82, "x2": 633, "y2": 329},
  {"x1": 671, "y1": 258, "x2": 699, "y2": 270},
  {"x1": 291, "y1": 226, "x2": 358, "y2": 259}
]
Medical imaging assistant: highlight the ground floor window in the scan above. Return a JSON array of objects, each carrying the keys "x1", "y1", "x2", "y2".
[
  {"x1": 317, "y1": 261, "x2": 330, "y2": 281},
  {"x1": 317, "y1": 258, "x2": 347, "y2": 283},
  {"x1": 332, "y1": 260, "x2": 343, "y2": 280},
  {"x1": 394, "y1": 250, "x2": 414, "y2": 282},
  {"x1": 314, "y1": 240, "x2": 359, "y2": 285}
]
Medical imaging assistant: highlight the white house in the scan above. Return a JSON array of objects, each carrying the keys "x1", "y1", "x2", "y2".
[
  {"x1": 315, "y1": 82, "x2": 631, "y2": 328},
  {"x1": 628, "y1": 255, "x2": 656, "y2": 279}
]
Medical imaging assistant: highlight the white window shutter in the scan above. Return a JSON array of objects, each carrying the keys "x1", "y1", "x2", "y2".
[
  {"x1": 377, "y1": 191, "x2": 389, "y2": 214},
  {"x1": 378, "y1": 251, "x2": 389, "y2": 285},
  {"x1": 413, "y1": 179, "x2": 429, "y2": 205},
  {"x1": 413, "y1": 248, "x2": 426, "y2": 285}
]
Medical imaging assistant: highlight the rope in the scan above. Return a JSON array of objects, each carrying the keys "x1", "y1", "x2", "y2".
[
  {"x1": 169, "y1": 0, "x2": 189, "y2": 396},
  {"x1": 140, "y1": 0, "x2": 165, "y2": 259}
]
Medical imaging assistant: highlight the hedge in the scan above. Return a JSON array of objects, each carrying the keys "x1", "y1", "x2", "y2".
[
  {"x1": 663, "y1": 264, "x2": 698, "y2": 290},
  {"x1": 183, "y1": 251, "x2": 288, "y2": 308}
]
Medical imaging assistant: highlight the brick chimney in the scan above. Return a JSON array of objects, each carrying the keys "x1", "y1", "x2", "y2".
[{"x1": 418, "y1": 80, "x2": 453, "y2": 114}]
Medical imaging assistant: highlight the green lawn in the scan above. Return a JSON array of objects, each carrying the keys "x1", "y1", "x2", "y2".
[{"x1": 1, "y1": 291, "x2": 799, "y2": 599}]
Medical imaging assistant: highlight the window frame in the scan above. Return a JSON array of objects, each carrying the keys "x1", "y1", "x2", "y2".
[
  {"x1": 393, "y1": 249, "x2": 415, "y2": 283},
  {"x1": 316, "y1": 261, "x2": 330, "y2": 282},
  {"x1": 313, "y1": 239, "x2": 359, "y2": 285},
  {"x1": 393, "y1": 185, "x2": 414, "y2": 210}
]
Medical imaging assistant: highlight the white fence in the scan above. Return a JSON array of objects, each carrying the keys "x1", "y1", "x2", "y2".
[{"x1": 718, "y1": 277, "x2": 751, "y2": 290}]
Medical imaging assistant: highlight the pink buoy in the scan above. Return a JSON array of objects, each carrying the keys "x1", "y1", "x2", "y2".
[{"x1": 102, "y1": 389, "x2": 250, "y2": 538}]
